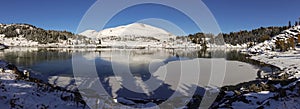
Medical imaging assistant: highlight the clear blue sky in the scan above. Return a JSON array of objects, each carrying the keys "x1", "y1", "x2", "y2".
[{"x1": 0, "y1": 0, "x2": 299, "y2": 35}]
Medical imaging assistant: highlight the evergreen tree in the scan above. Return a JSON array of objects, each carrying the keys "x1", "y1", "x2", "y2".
[
  {"x1": 275, "y1": 40, "x2": 287, "y2": 51},
  {"x1": 297, "y1": 34, "x2": 300, "y2": 44},
  {"x1": 287, "y1": 37, "x2": 295, "y2": 50},
  {"x1": 288, "y1": 21, "x2": 292, "y2": 28}
]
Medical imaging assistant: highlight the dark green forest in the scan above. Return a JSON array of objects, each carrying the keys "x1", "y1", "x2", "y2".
[
  {"x1": 0, "y1": 23, "x2": 85, "y2": 44},
  {"x1": 187, "y1": 26, "x2": 289, "y2": 46}
]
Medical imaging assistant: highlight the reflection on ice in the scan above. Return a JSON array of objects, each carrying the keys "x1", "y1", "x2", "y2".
[{"x1": 0, "y1": 47, "x2": 267, "y2": 107}]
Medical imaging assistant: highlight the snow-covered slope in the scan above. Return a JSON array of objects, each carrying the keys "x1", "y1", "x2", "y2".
[
  {"x1": 80, "y1": 23, "x2": 176, "y2": 41},
  {"x1": 248, "y1": 26, "x2": 300, "y2": 54},
  {"x1": 79, "y1": 30, "x2": 99, "y2": 38}
]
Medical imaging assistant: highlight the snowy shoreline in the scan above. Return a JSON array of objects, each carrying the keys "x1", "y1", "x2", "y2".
[
  {"x1": 211, "y1": 26, "x2": 300, "y2": 108},
  {"x1": 210, "y1": 49, "x2": 300, "y2": 108},
  {"x1": 0, "y1": 60, "x2": 89, "y2": 109}
]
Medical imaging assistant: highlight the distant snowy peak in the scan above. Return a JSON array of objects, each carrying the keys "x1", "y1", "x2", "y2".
[{"x1": 80, "y1": 23, "x2": 176, "y2": 41}]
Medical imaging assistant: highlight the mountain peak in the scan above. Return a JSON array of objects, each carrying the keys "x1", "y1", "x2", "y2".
[{"x1": 80, "y1": 23, "x2": 176, "y2": 41}]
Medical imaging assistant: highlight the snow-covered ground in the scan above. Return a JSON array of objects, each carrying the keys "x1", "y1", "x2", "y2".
[
  {"x1": 251, "y1": 49, "x2": 300, "y2": 73},
  {"x1": 215, "y1": 78, "x2": 300, "y2": 109},
  {"x1": 0, "y1": 61, "x2": 88, "y2": 109},
  {"x1": 247, "y1": 26, "x2": 300, "y2": 78},
  {"x1": 243, "y1": 47, "x2": 300, "y2": 108},
  {"x1": 218, "y1": 26, "x2": 300, "y2": 109}
]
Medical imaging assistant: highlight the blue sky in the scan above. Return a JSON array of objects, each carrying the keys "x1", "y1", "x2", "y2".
[{"x1": 0, "y1": 0, "x2": 299, "y2": 35}]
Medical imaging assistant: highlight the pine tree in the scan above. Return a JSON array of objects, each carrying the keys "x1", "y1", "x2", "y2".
[
  {"x1": 298, "y1": 34, "x2": 300, "y2": 44},
  {"x1": 275, "y1": 40, "x2": 288, "y2": 52},
  {"x1": 287, "y1": 37, "x2": 295, "y2": 50},
  {"x1": 288, "y1": 21, "x2": 292, "y2": 28}
]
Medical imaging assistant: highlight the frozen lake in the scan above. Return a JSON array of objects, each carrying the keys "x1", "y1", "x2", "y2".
[{"x1": 0, "y1": 47, "x2": 277, "y2": 103}]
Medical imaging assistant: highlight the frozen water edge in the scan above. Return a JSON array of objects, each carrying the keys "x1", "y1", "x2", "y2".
[{"x1": 222, "y1": 26, "x2": 300, "y2": 109}]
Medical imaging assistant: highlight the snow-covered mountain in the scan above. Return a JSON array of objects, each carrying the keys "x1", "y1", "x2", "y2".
[{"x1": 80, "y1": 23, "x2": 176, "y2": 41}]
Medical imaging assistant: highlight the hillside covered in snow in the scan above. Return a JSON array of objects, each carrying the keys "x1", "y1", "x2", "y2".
[
  {"x1": 80, "y1": 23, "x2": 176, "y2": 42},
  {"x1": 0, "y1": 23, "x2": 100, "y2": 48},
  {"x1": 248, "y1": 26, "x2": 300, "y2": 54}
]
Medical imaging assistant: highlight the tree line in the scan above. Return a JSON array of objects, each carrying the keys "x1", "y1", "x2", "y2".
[
  {"x1": 0, "y1": 23, "x2": 85, "y2": 44},
  {"x1": 187, "y1": 18, "x2": 300, "y2": 46},
  {"x1": 186, "y1": 26, "x2": 289, "y2": 46}
]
